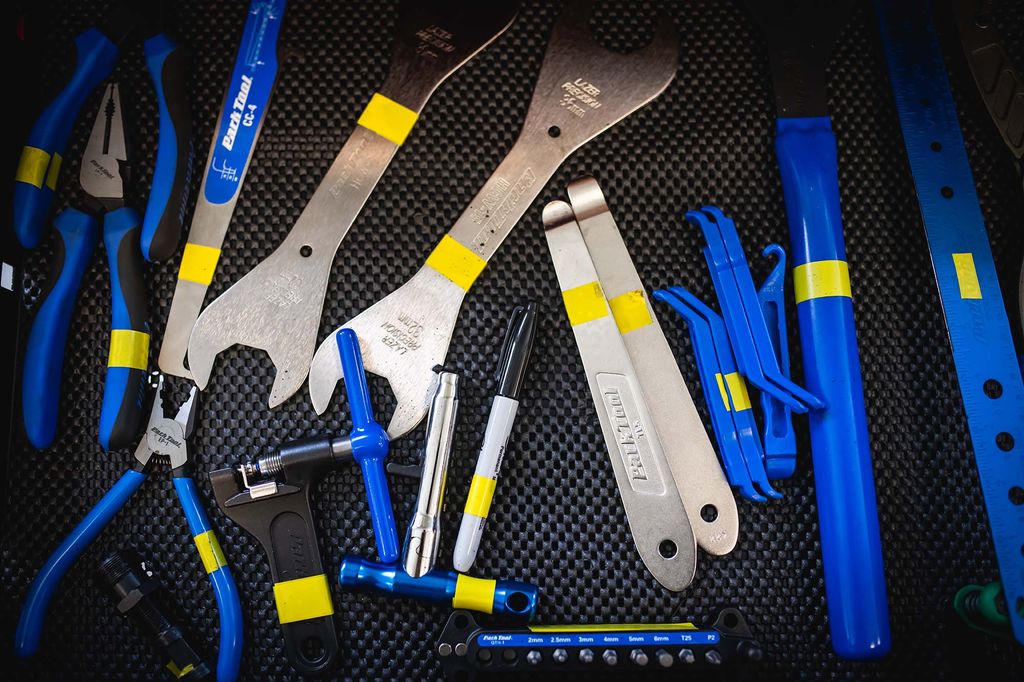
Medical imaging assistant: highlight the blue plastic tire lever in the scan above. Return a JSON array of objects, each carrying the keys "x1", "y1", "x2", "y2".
[{"x1": 654, "y1": 287, "x2": 779, "y2": 502}]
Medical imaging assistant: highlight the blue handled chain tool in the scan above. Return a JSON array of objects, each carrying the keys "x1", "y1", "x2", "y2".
[
  {"x1": 13, "y1": 0, "x2": 192, "y2": 261},
  {"x1": 22, "y1": 81, "x2": 150, "y2": 452},
  {"x1": 877, "y1": 0, "x2": 1024, "y2": 645},
  {"x1": 15, "y1": 374, "x2": 244, "y2": 682}
]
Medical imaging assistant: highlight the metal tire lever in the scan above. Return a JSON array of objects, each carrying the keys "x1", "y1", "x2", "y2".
[
  {"x1": 543, "y1": 200, "x2": 696, "y2": 591},
  {"x1": 565, "y1": 176, "x2": 739, "y2": 556}
]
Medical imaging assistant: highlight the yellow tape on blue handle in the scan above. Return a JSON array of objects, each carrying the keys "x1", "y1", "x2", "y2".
[
  {"x1": 107, "y1": 329, "x2": 150, "y2": 370},
  {"x1": 453, "y1": 574, "x2": 496, "y2": 614},
  {"x1": 274, "y1": 574, "x2": 334, "y2": 624},
  {"x1": 793, "y1": 259, "x2": 852, "y2": 304},
  {"x1": 357, "y1": 93, "x2": 419, "y2": 146},
  {"x1": 193, "y1": 530, "x2": 228, "y2": 574}
]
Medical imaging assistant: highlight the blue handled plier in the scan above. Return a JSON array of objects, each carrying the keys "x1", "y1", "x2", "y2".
[
  {"x1": 15, "y1": 374, "x2": 243, "y2": 682},
  {"x1": 13, "y1": 0, "x2": 191, "y2": 261}
]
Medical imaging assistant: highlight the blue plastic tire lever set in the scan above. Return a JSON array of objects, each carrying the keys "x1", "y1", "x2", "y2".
[{"x1": 9, "y1": 0, "x2": 1023, "y2": 679}]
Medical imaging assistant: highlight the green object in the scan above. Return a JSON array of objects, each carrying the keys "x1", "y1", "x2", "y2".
[{"x1": 954, "y1": 582, "x2": 1012, "y2": 638}]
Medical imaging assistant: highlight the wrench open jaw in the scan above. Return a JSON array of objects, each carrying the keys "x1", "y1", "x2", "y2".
[
  {"x1": 309, "y1": 0, "x2": 679, "y2": 438},
  {"x1": 185, "y1": 0, "x2": 519, "y2": 407}
]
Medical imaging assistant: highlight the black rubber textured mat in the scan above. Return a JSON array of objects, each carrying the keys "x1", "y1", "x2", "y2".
[{"x1": 3, "y1": 0, "x2": 1024, "y2": 680}]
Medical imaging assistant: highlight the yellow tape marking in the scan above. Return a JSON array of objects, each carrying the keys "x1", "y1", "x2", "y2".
[
  {"x1": 562, "y1": 281, "x2": 609, "y2": 327},
  {"x1": 194, "y1": 530, "x2": 227, "y2": 574},
  {"x1": 107, "y1": 329, "x2": 150, "y2": 370},
  {"x1": 714, "y1": 373, "x2": 731, "y2": 412},
  {"x1": 608, "y1": 290, "x2": 653, "y2": 335},
  {"x1": 793, "y1": 259, "x2": 851, "y2": 304},
  {"x1": 274, "y1": 574, "x2": 334, "y2": 624},
  {"x1": 724, "y1": 372, "x2": 752, "y2": 412},
  {"x1": 45, "y1": 152, "x2": 62, "y2": 190},
  {"x1": 952, "y1": 253, "x2": 982, "y2": 299},
  {"x1": 16, "y1": 146, "x2": 50, "y2": 188},
  {"x1": 357, "y1": 93, "x2": 419, "y2": 146},
  {"x1": 166, "y1": 661, "x2": 195, "y2": 679},
  {"x1": 464, "y1": 474, "x2": 498, "y2": 518},
  {"x1": 178, "y1": 243, "x2": 222, "y2": 286},
  {"x1": 530, "y1": 622, "x2": 697, "y2": 633},
  {"x1": 426, "y1": 235, "x2": 487, "y2": 291},
  {"x1": 453, "y1": 574, "x2": 496, "y2": 614}
]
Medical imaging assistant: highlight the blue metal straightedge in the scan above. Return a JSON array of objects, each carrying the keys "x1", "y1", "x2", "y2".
[{"x1": 877, "y1": 0, "x2": 1024, "y2": 644}]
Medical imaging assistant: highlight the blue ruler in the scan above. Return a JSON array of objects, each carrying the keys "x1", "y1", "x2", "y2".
[{"x1": 876, "y1": 0, "x2": 1024, "y2": 644}]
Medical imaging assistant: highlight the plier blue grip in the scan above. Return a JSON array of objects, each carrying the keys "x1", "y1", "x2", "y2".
[{"x1": 14, "y1": 376, "x2": 242, "y2": 682}]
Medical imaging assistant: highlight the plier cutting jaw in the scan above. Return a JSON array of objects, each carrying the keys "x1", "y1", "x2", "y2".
[{"x1": 15, "y1": 374, "x2": 244, "y2": 682}]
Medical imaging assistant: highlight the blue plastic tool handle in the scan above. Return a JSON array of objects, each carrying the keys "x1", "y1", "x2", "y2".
[
  {"x1": 652, "y1": 289, "x2": 762, "y2": 503},
  {"x1": 173, "y1": 477, "x2": 243, "y2": 682},
  {"x1": 338, "y1": 555, "x2": 539, "y2": 619},
  {"x1": 204, "y1": 0, "x2": 286, "y2": 206},
  {"x1": 22, "y1": 208, "x2": 100, "y2": 449},
  {"x1": 141, "y1": 34, "x2": 193, "y2": 262},
  {"x1": 99, "y1": 207, "x2": 149, "y2": 451},
  {"x1": 756, "y1": 244, "x2": 797, "y2": 476},
  {"x1": 13, "y1": 29, "x2": 117, "y2": 249},
  {"x1": 15, "y1": 468, "x2": 146, "y2": 657},
  {"x1": 669, "y1": 287, "x2": 780, "y2": 502},
  {"x1": 776, "y1": 114, "x2": 890, "y2": 659},
  {"x1": 336, "y1": 329, "x2": 399, "y2": 562},
  {"x1": 876, "y1": 0, "x2": 1024, "y2": 644}
]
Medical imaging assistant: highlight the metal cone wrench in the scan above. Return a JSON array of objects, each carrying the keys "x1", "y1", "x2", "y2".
[
  {"x1": 186, "y1": 1, "x2": 519, "y2": 406},
  {"x1": 309, "y1": 0, "x2": 679, "y2": 438}
]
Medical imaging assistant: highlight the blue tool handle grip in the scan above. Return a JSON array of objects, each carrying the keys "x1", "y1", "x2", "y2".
[
  {"x1": 15, "y1": 468, "x2": 145, "y2": 657},
  {"x1": 99, "y1": 208, "x2": 149, "y2": 451},
  {"x1": 142, "y1": 34, "x2": 193, "y2": 262},
  {"x1": 776, "y1": 116, "x2": 891, "y2": 659},
  {"x1": 359, "y1": 456, "x2": 399, "y2": 562},
  {"x1": 13, "y1": 29, "x2": 117, "y2": 249},
  {"x1": 337, "y1": 328, "x2": 398, "y2": 561},
  {"x1": 22, "y1": 209, "x2": 100, "y2": 449},
  {"x1": 337, "y1": 329, "x2": 374, "y2": 428},
  {"x1": 173, "y1": 477, "x2": 243, "y2": 682}
]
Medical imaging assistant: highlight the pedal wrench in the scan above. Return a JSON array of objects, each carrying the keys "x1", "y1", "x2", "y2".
[
  {"x1": 187, "y1": 1, "x2": 518, "y2": 406},
  {"x1": 309, "y1": 0, "x2": 679, "y2": 437}
]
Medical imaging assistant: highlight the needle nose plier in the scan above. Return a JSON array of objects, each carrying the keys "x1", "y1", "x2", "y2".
[
  {"x1": 15, "y1": 374, "x2": 243, "y2": 682},
  {"x1": 13, "y1": 0, "x2": 191, "y2": 261}
]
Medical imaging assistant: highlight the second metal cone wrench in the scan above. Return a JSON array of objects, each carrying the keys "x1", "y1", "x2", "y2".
[
  {"x1": 159, "y1": 0, "x2": 287, "y2": 380},
  {"x1": 543, "y1": 200, "x2": 697, "y2": 591},
  {"x1": 309, "y1": 0, "x2": 679, "y2": 438},
  {"x1": 565, "y1": 176, "x2": 738, "y2": 557},
  {"x1": 187, "y1": 1, "x2": 519, "y2": 406}
]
